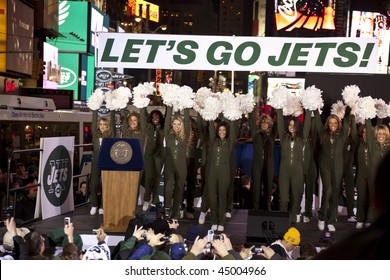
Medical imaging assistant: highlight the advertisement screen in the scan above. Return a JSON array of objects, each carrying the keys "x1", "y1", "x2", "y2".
[
  {"x1": 350, "y1": 10, "x2": 390, "y2": 74},
  {"x1": 47, "y1": 1, "x2": 88, "y2": 52},
  {"x1": 58, "y1": 53, "x2": 79, "y2": 100},
  {"x1": 6, "y1": 0, "x2": 34, "y2": 75},
  {"x1": 266, "y1": 77, "x2": 305, "y2": 100},
  {"x1": 89, "y1": 5, "x2": 109, "y2": 54},
  {"x1": 128, "y1": 0, "x2": 159, "y2": 22},
  {"x1": 43, "y1": 42, "x2": 59, "y2": 89},
  {"x1": 274, "y1": 0, "x2": 335, "y2": 32}
]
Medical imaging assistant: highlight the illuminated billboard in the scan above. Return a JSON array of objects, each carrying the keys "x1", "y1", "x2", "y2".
[
  {"x1": 128, "y1": 0, "x2": 159, "y2": 22},
  {"x1": 58, "y1": 53, "x2": 79, "y2": 99},
  {"x1": 47, "y1": 1, "x2": 88, "y2": 52},
  {"x1": 43, "y1": 42, "x2": 60, "y2": 89},
  {"x1": 274, "y1": 0, "x2": 335, "y2": 32},
  {"x1": 267, "y1": 77, "x2": 305, "y2": 99},
  {"x1": 6, "y1": 0, "x2": 34, "y2": 75},
  {"x1": 350, "y1": 10, "x2": 390, "y2": 74},
  {"x1": 89, "y1": 4, "x2": 109, "y2": 54}
]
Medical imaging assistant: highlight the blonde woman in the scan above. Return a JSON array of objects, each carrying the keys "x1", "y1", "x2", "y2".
[
  {"x1": 163, "y1": 106, "x2": 190, "y2": 219},
  {"x1": 90, "y1": 116, "x2": 114, "y2": 215}
]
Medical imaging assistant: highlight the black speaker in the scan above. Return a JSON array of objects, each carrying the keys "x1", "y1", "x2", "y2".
[{"x1": 246, "y1": 210, "x2": 290, "y2": 244}]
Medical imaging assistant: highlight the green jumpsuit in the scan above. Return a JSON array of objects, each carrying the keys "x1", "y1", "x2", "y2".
[
  {"x1": 276, "y1": 109, "x2": 310, "y2": 221},
  {"x1": 249, "y1": 112, "x2": 274, "y2": 211},
  {"x1": 163, "y1": 106, "x2": 190, "y2": 218},
  {"x1": 315, "y1": 109, "x2": 350, "y2": 225},
  {"x1": 207, "y1": 120, "x2": 236, "y2": 226}
]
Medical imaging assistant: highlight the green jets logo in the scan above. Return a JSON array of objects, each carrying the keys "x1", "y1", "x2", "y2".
[{"x1": 42, "y1": 145, "x2": 72, "y2": 206}]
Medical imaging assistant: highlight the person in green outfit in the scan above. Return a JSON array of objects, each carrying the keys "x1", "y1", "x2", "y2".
[
  {"x1": 163, "y1": 106, "x2": 190, "y2": 219},
  {"x1": 90, "y1": 115, "x2": 114, "y2": 215},
  {"x1": 314, "y1": 108, "x2": 351, "y2": 232},
  {"x1": 276, "y1": 108, "x2": 310, "y2": 225},
  {"x1": 362, "y1": 119, "x2": 390, "y2": 227},
  {"x1": 142, "y1": 109, "x2": 165, "y2": 211},
  {"x1": 249, "y1": 111, "x2": 275, "y2": 211},
  {"x1": 207, "y1": 119, "x2": 236, "y2": 232}
]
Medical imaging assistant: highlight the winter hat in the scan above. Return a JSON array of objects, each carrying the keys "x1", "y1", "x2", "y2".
[
  {"x1": 319, "y1": 231, "x2": 335, "y2": 246},
  {"x1": 3, "y1": 227, "x2": 30, "y2": 251},
  {"x1": 185, "y1": 224, "x2": 205, "y2": 244},
  {"x1": 169, "y1": 243, "x2": 186, "y2": 260},
  {"x1": 151, "y1": 219, "x2": 169, "y2": 234},
  {"x1": 144, "y1": 206, "x2": 161, "y2": 221},
  {"x1": 82, "y1": 243, "x2": 111, "y2": 260},
  {"x1": 283, "y1": 227, "x2": 301, "y2": 246}
]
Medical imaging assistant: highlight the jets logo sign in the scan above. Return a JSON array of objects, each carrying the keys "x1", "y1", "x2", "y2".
[{"x1": 42, "y1": 145, "x2": 72, "y2": 206}]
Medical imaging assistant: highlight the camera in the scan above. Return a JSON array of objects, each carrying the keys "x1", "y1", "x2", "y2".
[
  {"x1": 64, "y1": 217, "x2": 71, "y2": 226},
  {"x1": 252, "y1": 246, "x2": 263, "y2": 254},
  {"x1": 204, "y1": 242, "x2": 212, "y2": 253},
  {"x1": 5, "y1": 205, "x2": 14, "y2": 219},
  {"x1": 207, "y1": 229, "x2": 214, "y2": 241},
  {"x1": 213, "y1": 234, "x2": 224, "y2": 240}
]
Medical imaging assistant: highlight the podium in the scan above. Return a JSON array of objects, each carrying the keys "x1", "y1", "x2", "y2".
[{"x1": 98, "y1": 138, "x2": 144, "y2": 232}]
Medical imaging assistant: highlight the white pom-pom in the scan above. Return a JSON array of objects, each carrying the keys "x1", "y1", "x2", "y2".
[
  {"x1": 220, "y1": 92, "x2": 241, "y2": 121},
  {"x1": 300, "y1": 85, "x2": 324, "y2": 110},
  {"x1": 342, "y1": 85, "x2": 360, "y2": 108},
  {"x1": 375, "y1": 98, "x2": 388, "y2": 119},
  {"x1": 132, "y1": 82, "x2": 155, "y2": 108},
  {"x1": 268, "y1": 86, "x2": 289, "y2": 109},
  {"x1": 330, "y1": 100, "x2": 346, "y2": 120},
  {"x1": 283, "y1": 93, "x2": 302, "y2": 116},
  {"x1": 388, "y1": 103, "x2": 390, "y2": 119},
  {"x1": 238, "y1": 93, "x2": 255, "y2": 114},
  {"x1": 87, "y1": 88, "x2": 106, "y2": 111},
  {"x1": 200, "y1": 96, "x2": 222, "y2": 121},
  {"x1": 160, "y1": 83, "x2": 180, "y2": 108},
  {"x1": 356, "y1": 96, "x2": 377, "y2": 120},
  {"x1": 174, "y1": 85, "x2": 195, "y2": 111}
]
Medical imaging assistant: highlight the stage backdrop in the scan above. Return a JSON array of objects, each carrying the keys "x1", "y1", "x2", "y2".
[{"x1": 39, "y1": 136, "x2": 75, "y2": 220}]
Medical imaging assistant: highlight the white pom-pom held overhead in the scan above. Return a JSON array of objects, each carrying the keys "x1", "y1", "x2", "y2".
[
  {"x1": 87, "y1": 88, "x2": 106, "y2": 111},
  {"x1": 330, "y1": 100, "x2": 346, "y2": 120},
  {"x1": 375, "y1": 98, "x2": 388, "y2": 119},
  {"x1": 268, "y1": 86, "x2": 289, "y2": 109},
  {"x1": 356, "y1": 96, "x2": 377, "y2": 120},
  {"x1": 341, "y1": 84, "x2": 360, "y2": 107},
  {"x1": 300, "y1": 85, "x2": 324, "y2": 111}
]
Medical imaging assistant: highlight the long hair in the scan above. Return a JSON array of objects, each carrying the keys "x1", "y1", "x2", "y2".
[
  {"x1": 216, "y1": 121, "x2": 230, "y2": 141},
  {"x1": 96, "y1": 117, "x2": 112, "y2": 138},
  {"x1": 321, "y1": 114, "x2": 342, "y2": 144},
  {"x1": 149, "y1": 109, "x2": 164, "y2": 129},
  {"x1": 170, "y1": 115, "x2": 185, "y2": 141},
  {"x1": 375, "y1": 124, "x2": 390, "y2": 142},
  {"x1": 286, "y1": 116, "x2": 302, "y2": 139},
  {"x1": 127, "y1": 112, "x2": 142, "y2": 133},
  {"x1": 258, "y1": 114, "x2": 273, "y2": 133}
]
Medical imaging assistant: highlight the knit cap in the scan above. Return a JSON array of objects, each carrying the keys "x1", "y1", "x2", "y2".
[{"x1": 283, "y1": 227, "x2": 301, "y2": 245}]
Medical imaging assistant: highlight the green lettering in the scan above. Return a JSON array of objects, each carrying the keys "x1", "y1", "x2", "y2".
[
  {"x1": 173, "y1": 40, "x2": 198, "y2": 64},
  {"x1": 334, "y1": 43, "x2": 359, "y2": 67},
  {"x1": 100, "y1": 39, "x2": 119, "y2": 62},
  {"x1": 235, "y1": 42, "x2": 260, "y2": 65},
  {"x1": 314, "y1": 43, "x2": 337, "y2": 66},
  {"x1": 207, "y1": 41, "x2": 232, "y2": 65},
  {"x1": 121, "y1": 39, "x2": 144, "y2": 63},
  {"x1": 289, "y1": 43, "x2": 312, "y2": 66},
  {"x1": 268, "y1": 43, "x2": 291, "y2": 66},
  {"x1": 145, "y1": 40, "x2": 167, "y2": 63}
]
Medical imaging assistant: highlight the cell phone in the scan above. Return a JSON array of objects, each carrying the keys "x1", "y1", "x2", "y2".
[
  {"x1": 213, "y1": 234, "x2": 223, "y2": 240},
  {"x1": 204, "y1": 242, "x2": 212, "y2": 253},
  {"x1": 92, "y1": 229, "x2": 99, "y2": 234},
  {"x1": 252, "y1": 246, "x2": 263, "y2": 254},
  {"x1": 207, "y1": 229, "x2": 214, "y2": 241},
  {"x1": 160, "y1": 235, "x2": 171, "y2": 242},
  {"x1": 64, "y1": 217, "x2": 71, "y2": 226}
]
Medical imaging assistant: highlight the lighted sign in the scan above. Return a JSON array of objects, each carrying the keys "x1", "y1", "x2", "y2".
[
  {"x1": 47, "y1": 1, "x2": 88, "y2": 52},
  {"x1": 128, "y1": 0, "x2": 159, "y2": 22},
  {"x1": 6, "y1": 0, "x2": 34, "y2": 75},
  {"x1": 267, "y1": 77, "x2": 305, "y2": 99},
  {"x1": 43, "y1": 42, "x2": 60, "y2": 89},
  {"x1": 275, "y1": 0, "x2": 335, "y2": 31},
  {"x1": 350, "y1": 10, "x2": 390, "y2": 74},
  {"x1": 58, "y1": 53, "x2": 79, "y2": 99},
  {"x1": 89, "y1": 5, "x2": 109, "y2": 53}
]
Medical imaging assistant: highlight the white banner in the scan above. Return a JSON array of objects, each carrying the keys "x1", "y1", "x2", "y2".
[
  {"x1": 40, "y1": 136, "x2": 75, "y2": 220},
  {"x1": 97, "y1": 33, "x2": 378, "y2": 73}
]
